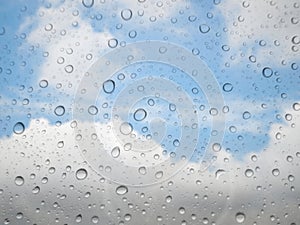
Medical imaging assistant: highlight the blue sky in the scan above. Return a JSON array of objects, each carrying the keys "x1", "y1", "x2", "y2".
[{"x1": 0, "y1": 0, "x2": 299, "y2": 161}]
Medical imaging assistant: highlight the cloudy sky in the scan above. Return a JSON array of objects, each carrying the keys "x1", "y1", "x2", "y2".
[{"x1": 0, "y1": 0, "x2": 299, "y2": 224}]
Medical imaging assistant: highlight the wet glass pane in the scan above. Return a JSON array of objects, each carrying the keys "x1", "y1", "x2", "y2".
[{"x1": 0, "y1": 0, "x2": 299, "y2": 224}]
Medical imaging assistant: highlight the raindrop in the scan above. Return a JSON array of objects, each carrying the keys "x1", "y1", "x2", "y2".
[
  {"x1": 120, "y1": 122, "x2": 133, "y2": 135},
  {"x1": 108, "y1": 38, "x2": 118, "y2": 48},
  {"x1": 262, "y1": 67, "x2": 273, "y2": 78},
  {"x1": 272, "y1": 168, "x2": 280, "y2": 177},
  {"x1": 179, "y1": 207, "x2": 185, "y2": 214},
  {"x1": 169, "y1": 103, "x2": 176, "y2": 111},
  {"x1": 155, "y1": 171, "x2": 163, "y2": 179},
  {"x1": 215, "y1": 169, "x2": 226, "y2": 179},
  {"x1": 103, "y1": 79, "x2": 115, "y2": 93},
  {"x1": 235, "y1": 212, "x2": 246, "y2": 223},
  {"x1": 54, "y1": 105, "x2": 65, "y2": 116},
  {"x1": 138, "y1": 166, "x2": 147, "y2": 175},
  {"x1": 13, "y1": 122, "x2": 25, "y2": 134},
  {"x1": 82, "y1": 0, "x2": 94, "y2": 8},
  {"x1": 88, "y1": 105, "x2": 98, "y2": 115},
  {"x1": 15, "y1": 176, "x2": 24, "y2": 186},
  {"x1": 292, "y1": 36, "x2": 300, "y2": 45},
  {"x1": 242, "y1": 111, "x2": 251, "y2": 119},
  {"x1": 65, "y1": 65, "x2": 74, "y2": 73},
  {"x1": 32, "y1": 186, "x2": 40, "y2": 194},
  {"x1": 223, "y1": 83, "x2": 233, "y2": 92},
  {"x1": 111, "y1": 146, "x2": 120, "y2": 158},
  {"x1": 16, "y1": 212, "x2": 23, "y2": 220},
  {"x1": 91, "y1": 216, "x2": 99, "y2": 224},
  {"x1": 116, "y1": 185, "x2": 128, "y2": 195},
  {"x1": 133, "y1": 108, "x2": 147, "y2": 121},
  {"x1": 0, "y1": 27, "x2": 5, "y2": 35},
  {"x1": 292, "y1": 102, "x2": 300, "y2": 111},
  {"x1": 39, "y1": 79, "x2": 48, "y2": 88},
  {"x1": 75, "y1": 214, "x2": 82, "y2": 223},
  {"x1": 199, "y1": 24, "x2": 210, "y2": 33},
  {"x1": 288, "y1": 175, "x2": 295, "y2": 182},
  {"x1": 76, "y1": 168, "x2": 88, "y2": 180},
  {"x1": 44, "y1": 23, "x2": 53, "y2": 31},
  {"x1": 121, "y1": 9, "x2": 133, "y2": 21},
  {"x1": 245, "y1": 169, "x2": 254, "y2": 178},
  {"x1": 212, "y1": 143, "x2": 221, "y2": 152},
  {"x1": 129, "y1": 30, "x2": 137, "y2": 38}
]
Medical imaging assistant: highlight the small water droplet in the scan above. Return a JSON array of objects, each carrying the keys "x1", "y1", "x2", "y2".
[
  {"x1": 235, "y1": 212, "x2": 246, "y2": 223},
  {"x1": 199, "y1": 24, "x2": 210, "y2": 33},
  {"x1": 88, "y1": 105, "x2": 98, "y2": 115},
  {"x1": 215, "y1": 169, "x2": 226, "y2": 179},
  {"x1": 133, "y1": 108, "x2": 147, "y2": 121},
  {"x1": 64, "y1": 65, "x2": 74, "y2": 73},
  {"x1": 75, "y1": 214, "x2": 82, "y2": 223},
  {"x1": 272, "y1": 168, "x2": 280, "y2": 177},
  {"x1": 39, "y1": 79, "x2": 48, "y2": 88},
  {"x1": 245, "y1": 169, "x2": 254, "y2": 178},
  {"x1": 116, "y1": 185, "x2": 128, "y2": 195},
  {"x1": 76, "y1": 168, "x2": 88, "y2": 180},
  {"x1": 223, "y1": 83, "x2": 233, "y2": 92},
  {"x1": 103, "y1": 79, "x2": 115, "y2": 93},
  {"x1": 91, "y1": 216, "x2": 99, "y2": 224},
  {"x1": 242, "y1": 111, "x2": 251, "y2": 119},
  {"x1": 138, "y1": 166, "x2": 147, "y2": 175},
  {"x1": 212, "y1": 143, "x2": 221, "y2": 152},
  {"x1": 13, "y1": 122, "x2": 25, "y2": 134},
  {"x1": 155, "y1": 171, "x2": 163, "y2": 179},
  {"x1": 82, "y1": 0, "x2": 94, "y2": 8},
  {"x1": 292, "y1": 102, "x2": 300, "y2": 111},
  {"x1": 108, "y1": 38, "x2": 118, "y2": 48},
  {"x1": 32, "y1": 186, "x2": 40, "y2": 194},
  {"x1": 169, "y1": 103, "x2": 176, "y2": 111},
  {"x1": 15, "y1": 176, "x2": 24, "y2": 186}
]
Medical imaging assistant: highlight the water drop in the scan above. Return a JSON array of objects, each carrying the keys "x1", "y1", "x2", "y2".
[
  {"x1": 103, "y1": 79, "x2": 115, "y2": 93},
  {"x1": 108, "y1": 38, "x2": 118, "y2": 48},
  {"x1": 91, "y1": 216, "x2": 99, "y2": 224},
  {"x1": 15, "y1": 176, "x2": 24, "y2": 186},
  {"x1": 82, "y1": 0, "x2": 94, "y2": 8},
  {"x1": 212, "y1": 143, "x2": 221, "y2": 152},
  {"x1": 169, "y1": 103, "x2": 176, "y2": 111},
  {"x1": 64, "y1": 65, "x2": 74, "y2": 73},
  {"x1": 32, "y1": 186, "x2": 40, "y2": 194},
  {"x1": 138, "y1": 166, "x2": 147, "y2": 175},
  {"x1": 75, "y1": 214, "x2": 82, "y2": 223},
  {"x1": 223, "y1": 83, "x2": 233, "y2": 92},
  {"x1": 120, "y1": 122, "x2": 133, "y2": 135},
  {"x1": 199, "y1": 24, "x2": 210, "y2": 33},
  {"x1": 13, "y1": 122, "x2": 25, "y2": 134},
  {"x1": 242, "y1": 111, "x2": 251, "y2": 119},
  {"x1": 88, "y1": 105, "x2": 98, "y2": 115},
  {"x1": 121, "y1": 9, "x2": 133, "y2": 21},
  {"x1": 272, "y1": 168, "x2": 280, "y2": 177},
  {"x1": 76, "y1": 168, "x2": 88, "y2": 180},
  {"x1": 262, "y1": 67, "x2": 273, "y2": 78},
  {"x1": 235, "y1": 212, "x2": 246, "y2": 223},
  {"x1": 292, "y1": 102, "x2": 300, "y2": 111},
  {"x1": 245, "y1": 169, "x2": 254, "y2": 178},
  {"x1": 215, "y1": 169, "x2": 226, "y2": 179},
  {"x1": 116, "y1": 185, "x2": 128, "y2": 195},
  {"x1": 111, "y1": 146, "x2": 120, "y2": 158},
  {"x1": 155, "y1": 171, "x2": 163, "y2": 179},
  {"x1": 39, "y1": 79, "x2": 48, "y2": 88},
  {"x1": 54, "y1": 105, "x2": 65, "y2": 116},
  {"x1": 133, "y1": 108, "x2": 147, "y2": 121}
]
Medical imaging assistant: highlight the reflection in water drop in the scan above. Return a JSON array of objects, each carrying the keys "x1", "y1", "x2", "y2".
[
  {"x1": 54, "y1": 105, "x2": 65, "y2": 116},
  {"x1": 76, "y1": 168, "x2": 88, "y2": 180},
  {"x1": 262, "y1": 67, "x2": 273, "y2": 78},
  {"x1": 235, "y1": 212, "x2": 246, "y2": 223},
  {"x1": 15, "y1": 176, "x2": 24, "y2": 186},
  {"x1": 103, "y1": 79, "x2": 115, "y2": 93},
  {"x1": 121, "y1": 9, "x2": 133, "y2": 21},
  {"x1": 13, "y1": 122, "x2": 25, "y2": 134},
  {"x1": 111, "y1": 146, "x2": 120, "y2": 158},
  {"x1": 116, "y1": 185, "x2": 128, "y2": 195},
  {"x1": 88, "y1": 105, "x2": 98, "y2": 115},
  {"x1": 199, "y1": 24, "x2": 210, "y2": 33},
  {"x1": 133, "y1": 108, "x2": 147, "y2": 121}
]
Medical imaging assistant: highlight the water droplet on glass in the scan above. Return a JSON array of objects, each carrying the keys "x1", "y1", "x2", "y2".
[
  {"x1": 39, "y1": 79, "x2": 48, "y2": 88},
  {"x1": 75, "y1": 214, "x2": 82, "y2": 223},
  {"x1": 262, "y1": 67, "x2": 273, "y2": 78},
  {"x1": 88, "y1": 105, "x2": 98, "y2": 115},
  {"x1": 32, "y1": 186, "x2": 40, "y2": 194},
  {"x1": 103, "y1": 79, "x2": 115, "y2": 93},
  {"x1": 82, "y1": 0, "x2": 94, "y2": 8},
  {"x1": 13, "y1": 122, "x2": 25, "y2": 134},
  {"x1": 133, "y1": 108, "x2": 147, "y2": 121},
  {"x1": 111, "y1": 146, "x2": 120, "y2": 158},
  {"x1": 116, "y1": 185, "x2": 128, "y2": 195},
  {"x1": 64, "y1": 65, "x2": 74, "y2": 73},
  {"x1": 15, "y1": 176, "x2": 24, "y2": 186},
  {"x1": 0, "y1": 27, "x2": 5, "y2": 35},
  {"x1": 121, "y1": 9, "x2": 133, "y2": 21},
  {"x1": 242, "y1": 111, "x2": 251, "y2": 119},
  {"x1": 199, "y1": 24, "x2": 210, "y2": 33},
  {"x1": 245, "y1": 169, "x2": 254, "y2": 178},
  {"x1": 215, "y1": 169, "x2": 226, "y2": 179},
  {"x1": 292, "y1": 102, "x2": 300, "y2": 111},
  {"x1": 120, "y1": 122, "x2": 133, "y2": 135},
  {"x1": 76, "y1": 168, "x2": 88, "y2": 180},
  {"x1": 272, "y1": 168, "x2": 280, "y2": 177},
  {"x1": 179, "y1": 207, "x2": 185, "y2": 214},
  {"x1": 169, "y1": 103, "x2": 176, "y2": 111},
  {"x1": 108, "y1": 38, "x2": 118, "y2": 48},
  {"x1": 155, "y1": 171, "x2": 163, "y2": 179},
  {"x1": 223, "y1": 83, "x2": 233, "y2": 92},
  {"x1": 54, "y1": 105, "x2": 65, "y2": 116},
  {"x1": 138, "y1": 166, "x2": 147, "y2": 175},
  {"x1": 91, "y1": 216, "x2": 99, "y2": 224},
  {"x1": 212, "y1": 143, "x2": 221, "y2": 152},
  {"x1": 235, "y1": 212, "x2": 246, "y2": 223}
]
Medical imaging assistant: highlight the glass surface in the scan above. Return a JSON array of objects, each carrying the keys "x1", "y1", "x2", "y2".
[{"x1": 0, "y1": 0, "x2": 299, "y2": 224}]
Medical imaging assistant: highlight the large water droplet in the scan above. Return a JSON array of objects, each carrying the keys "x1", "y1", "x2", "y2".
[
  {"x1": 54, "y1": 105, "x2": 65, "y2": 116},
  {"x1": 235, "y1": 212, "x2": 246, "y2": 223},
  {"x1": 245, "y1": 169, "x2": 254, "y2": 178},
  {"x1": 133, "y1": 108, "x2": 147, "y2": 121},
  {"x1": 103, "y1": 79, "x2": 115, "y2": 93},
  {"x1": 111, "y1": 146, "x2": 120, "y2": 158},
  {"x1": 272, "y1": 168, "x2": 280, "y2": 177},
  {"x1": 262, "y1": 67, "x2": 273, "y2": 78},
  {"x1": 15, "y1": 176, "x2": 24, "y2": 186},
  {"x1": 116, "y1": 185, "x2": 128, "y2": 195},
  {"x1": 76, "y1": 168, "x2": 88, "y2": 180},
  {"x1": 13, "y1": 122, "x2": 25, "y2": 134},
  {"x1": 82, "y1": 0, "x2": 94, "y2": 8},
  {"x1": 121, "y1": 9, "x2": 133, "y2": 21},
  {"x1": 292, "y1": 102, "x2": 300, "y2": 111},
  {"x1": 108, "y1": 38, "x2": 118, "y2": 48}
]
